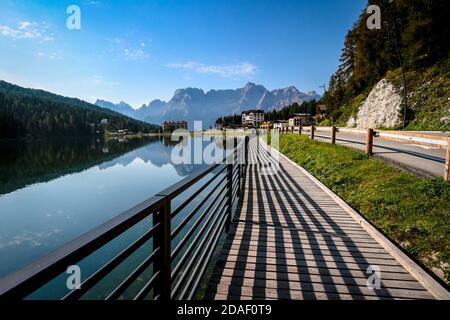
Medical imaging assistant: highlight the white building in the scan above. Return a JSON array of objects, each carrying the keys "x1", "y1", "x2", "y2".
[
  {"x1": 241, "y1": 110, "x2": 264, "y2": 128},
  {"x1": 288, "y1": 113, "x2": 314, "y2": 127},
  {"x1": 273, "y1": 120, "x2": 288, "y2": 131}
]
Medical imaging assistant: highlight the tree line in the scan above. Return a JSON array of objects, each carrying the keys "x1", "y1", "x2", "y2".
[
  {"x1": 322, "y1": 0, "x2": 450, "y2": 123},
  {"x1": 0, "y1": 80, "x2": 160, "y2": 139}
]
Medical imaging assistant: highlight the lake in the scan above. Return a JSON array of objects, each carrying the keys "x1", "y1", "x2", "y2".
[{"x1": 0, "y1": 135, "x2": 224, "y2": 282}]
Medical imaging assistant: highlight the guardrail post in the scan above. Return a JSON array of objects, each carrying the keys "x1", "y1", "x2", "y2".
[
  {"x1": 237, "y1": 160, "x2": 241, "y2": 197},
  {"x1": 366, "y1": 128, "x2": 374, "y2": 156},
  {"x1": 331, "y1": 126, "x2": 336, "y2": 144},
  {"x1": 245, "y1": 136, "x2": 249, "y2": 165},
  {"x1": 310, "y1": 125, "x2": 315, "y2": 140},
  {"x1": 153, "y1": 198, "x2": 171, "y2": 300},
  {"x1": 299, "y1": 124, "x2": 302, "y2": 135},
  {"x1": 444, "y1": 137, "x2": 450, "y2": 181},
  {"x1": 226, "y1": 163, "x2": 233, "y2": 232},
  {"x1": 236, "y1": 139, "x2": 241, "y2": 197}
]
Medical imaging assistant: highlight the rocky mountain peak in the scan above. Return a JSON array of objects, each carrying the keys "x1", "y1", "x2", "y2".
[{"x1": 96, "y1": 83, "x2": 321, "y2": 128}]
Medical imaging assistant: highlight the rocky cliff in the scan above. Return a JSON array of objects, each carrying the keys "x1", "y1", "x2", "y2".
[{"x1": 347, "y1": 79, "x2": 403, "y2": 129}]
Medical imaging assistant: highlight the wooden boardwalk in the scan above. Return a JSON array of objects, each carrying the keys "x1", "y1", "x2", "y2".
[{"x1": 206, "y1": 137, "x2": 449, "y2": 300}]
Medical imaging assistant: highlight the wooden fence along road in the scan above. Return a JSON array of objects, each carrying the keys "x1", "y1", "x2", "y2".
[
  {"x1": 282, "y1": 125, "x2": 450, "y2": 180},
  {"x1": 206, "y1": 137, "x2": 450, "y2": 300}
]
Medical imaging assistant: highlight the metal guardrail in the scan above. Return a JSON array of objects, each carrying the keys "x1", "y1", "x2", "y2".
[{"x1": 0, "y1": 137, "x2": 249, "y2": 300}]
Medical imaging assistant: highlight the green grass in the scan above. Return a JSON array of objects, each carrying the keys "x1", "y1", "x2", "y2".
[{"x1": 270, "y1": 133, "x2": 450, "y2": 283}]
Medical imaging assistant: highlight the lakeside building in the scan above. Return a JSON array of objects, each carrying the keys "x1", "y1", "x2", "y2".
[
  {"x1": 241, "y1": 110, "x2": 264, "y2": 128},
  {"x1": 273, "y1": 120, "x2": 288, "y2": 131},
  {"x1": 288, "y1": 113, "x2": 314, "y2": 127},
  {"x1": 162, "y1": 120, "x2": 188, "y2": 132}
]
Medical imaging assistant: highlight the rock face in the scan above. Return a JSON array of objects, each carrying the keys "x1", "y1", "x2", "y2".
[{"x1": 347, "y1": 79, "x2": 403, "y2": 129}]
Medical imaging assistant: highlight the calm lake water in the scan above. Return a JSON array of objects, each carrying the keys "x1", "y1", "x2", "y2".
[{"x1": 0, "y1": 136, "x2": 222, "y2": 282}]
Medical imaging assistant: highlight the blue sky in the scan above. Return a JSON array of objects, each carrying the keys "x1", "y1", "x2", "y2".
[{"x1": 0, "y1": 0, "x2": 366, "y2": 108}]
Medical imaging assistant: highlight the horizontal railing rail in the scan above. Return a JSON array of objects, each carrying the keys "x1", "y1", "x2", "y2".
[{"x1": 0, "y1": 137, "x2": 249, "y2": 300}]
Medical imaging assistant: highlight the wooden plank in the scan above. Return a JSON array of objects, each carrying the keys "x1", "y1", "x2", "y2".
[
  {"x1": 231, "y1": 226, "x2": 382, "y2": 245},
  {"x1": 213, "y1": 283, "x2": 432, "y2": 300},
  {"x1": 214, "y1": 258, "x2": 411, "y2": 276},
  {"x1": 227, "y1": 238, "x2": 388, "y2": 253},
  {"x1": 232, "y1": 226, "x2": 378, "y2": 242},
  {"x1": 215, "y1": 262, "x2": 418, "y2": 281},
  {"x1": 220, "y1": 249, "x2": 403, "y2": 267},
  {"x1": 211, "y1": 273, "x2": 428, "y2": 294},
  {"x1": 233, "y1": 223, "x2": 373, "y2": 237},
  {"x1": 223, "y1": 243, "x2": 396, "y2": 260}
]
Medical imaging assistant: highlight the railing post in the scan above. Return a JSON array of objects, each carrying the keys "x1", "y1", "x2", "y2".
[
  {"x1": 245, "y1": 136, "x2": 249, "y2": 166},
  {"x1": 299, "y1": 125, "x2": 302, "y2": 135},
  {"x1": 153, "y1": 198, "x2": 171, "y2": 300},
  {"x1": 366, "y1": 128, "x2": 374, "y2": 156},
  {"x1": 331, "y1": 126, "x2": 336, "y2": 144},
  {"x1": 226, "y1": 163, "x2": 233, "y2": 232},
  {"x1": 237, "y1": 161, "x2": 241, "y2": 196},
  {"x1": 236, "y1": 139, "x2": 241, "y2": 197},
  {"x1": 444, "y1": 136, "x2": 450, "y2": 181},
  {"x1": 310, "y1": 125, "x2": 315, "y2": 140}
]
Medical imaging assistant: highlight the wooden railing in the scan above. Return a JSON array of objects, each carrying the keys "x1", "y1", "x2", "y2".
[
  {"x1": 277, "y1": 125, "x2": 450, "y2": 181},
  {"x1": 0, "y1": 137, "x2": 249, "y2": 300}
]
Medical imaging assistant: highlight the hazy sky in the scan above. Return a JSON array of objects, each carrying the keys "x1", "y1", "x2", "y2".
[{"x1": 0, "y1": 0, "x2": 366, "y2": 108}]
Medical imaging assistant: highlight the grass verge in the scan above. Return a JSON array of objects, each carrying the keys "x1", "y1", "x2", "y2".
[{"x1": 270, "y1": 133, "x2": 450, "y2": 283}]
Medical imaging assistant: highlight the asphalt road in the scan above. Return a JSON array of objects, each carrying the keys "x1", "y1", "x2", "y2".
[{"x1": 299, "y1": 129, "x2": 448, "y2": 178}]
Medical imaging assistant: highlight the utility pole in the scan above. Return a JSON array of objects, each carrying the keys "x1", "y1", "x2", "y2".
[{"x1": 388, "y1": 5, "x2": 408, "y2": 128}]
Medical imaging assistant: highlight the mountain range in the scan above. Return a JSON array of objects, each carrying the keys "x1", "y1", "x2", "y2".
[{"x1": 96, "y1": 83, "x2": 320, "y2": 129}]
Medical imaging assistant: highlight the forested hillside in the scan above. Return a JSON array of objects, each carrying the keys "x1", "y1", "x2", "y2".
[
  {"x1": 321, "y1": 0, "x2": 450, "y2": 130},
  {"x1": 0, "y1": 81, "x2": 160, "y2": 139}
]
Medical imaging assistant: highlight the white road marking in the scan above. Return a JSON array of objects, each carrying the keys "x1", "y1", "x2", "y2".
[{"x1": 407, "y1": 144, "x2": 437, "y2": 150}]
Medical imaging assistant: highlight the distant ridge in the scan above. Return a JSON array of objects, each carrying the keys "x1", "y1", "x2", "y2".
[{"x1": 96, "y1": 82, "x2": 320, "y2": 128}]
